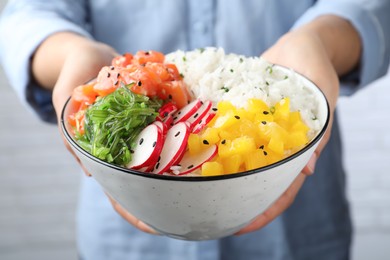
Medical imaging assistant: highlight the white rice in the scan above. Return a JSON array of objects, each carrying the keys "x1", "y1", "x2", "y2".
[{"x1": 165, "y1": 47, "x2": 322, "y2": 137}]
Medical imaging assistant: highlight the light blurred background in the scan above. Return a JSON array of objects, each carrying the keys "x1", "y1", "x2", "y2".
[{"x1": 0, "y1": 1, "x2": 389, "y2": 259}]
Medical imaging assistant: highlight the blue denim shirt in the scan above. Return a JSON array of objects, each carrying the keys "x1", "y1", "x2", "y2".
[{"x1": 1, "y1": 1, "x2": 390, "y2": 259}]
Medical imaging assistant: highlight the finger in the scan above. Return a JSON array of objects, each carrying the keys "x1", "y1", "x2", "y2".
[
  {"x1": 301, "y1": 152, "x2": 318, "y2": 176},
  {"x1": 107, "y1": 195, "x2": 159, "y2": 235},
  {"x1": 235, "y1": 173, "x2": 306, "y2": 235}
]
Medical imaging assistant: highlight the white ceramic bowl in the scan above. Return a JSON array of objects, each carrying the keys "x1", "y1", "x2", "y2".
[{"x1": 61, "y1": 66, "x2": 329, "y2": 241}]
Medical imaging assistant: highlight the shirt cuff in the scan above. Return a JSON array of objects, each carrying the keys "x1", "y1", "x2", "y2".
[{"x1": 293, "y1": 1, "x2": 390, "y2": 95}]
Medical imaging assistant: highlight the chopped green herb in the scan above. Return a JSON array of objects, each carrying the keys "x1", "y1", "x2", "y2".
[
  {"x1": 284, "y1": 75, "x2": 289, "y2": 80},
  {"x1": 182, "y1": 56, "x2": 187, "y2": 62},
  {"x1": 230, "y1": 69, "x2": 234, "y2": 73},
  {"x1": 266, "y1": 65, "x2": 273, "y2": 74},
  {"x1": 198, "y1": 48, "x2": 205, "y2": 53},
  {"x1": 221, "y1": 86, "x2": 230, "y2": 92},
  {"x1": 270, "y1": 106, "x2": 276, "y2": 114},
  {"x1": 179, "y1": 73, "x2": 185, "y2": 78},
  {"x1": 239, "y1": 57, "x2": 244, "y2": 63}
]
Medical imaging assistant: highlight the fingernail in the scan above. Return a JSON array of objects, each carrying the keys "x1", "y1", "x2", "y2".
[{"x1": 306, "y1": 153, "x2": 317, "y2": 175}]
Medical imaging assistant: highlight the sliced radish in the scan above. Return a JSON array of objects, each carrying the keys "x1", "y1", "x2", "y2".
[
  {"x1": 172, "y1": 99, "x2": 203, "y2": 124},
  {"x1": 153, "y1": 120, "x2": 167, "y2": 136},
  {"x1": 192, "y1": 112, "x2": 216, "y2": 134},
  {"x1": 172, "y1": 145, "x2": 218, "y2": 175},
  {"x1": 152, "y1": 122, "x2": 190, "y2": 174},
  {"x1": 127, "y1": 124, "x2": 164, "y2": 170},
  {"x1": 162, "y1": 113, "x2": 174, "y2": 129},
  {"x1": 158, "y1": 102, "x2": 177, "y2": 119},
  {"x1": 186, "y1": 100, "x2": 212, "y2": 129}
]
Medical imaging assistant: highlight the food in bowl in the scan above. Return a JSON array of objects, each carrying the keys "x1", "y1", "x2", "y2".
[
  {"x1": 67, "y1": 47, "x2": 323, "y2": 176},
  {"x1": 61, "y1": 47, "x2": 329, "y2": 240}
]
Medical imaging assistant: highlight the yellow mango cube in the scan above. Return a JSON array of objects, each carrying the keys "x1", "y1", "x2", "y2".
[
  {"x1": 201, "y1": 161, "x2": 224, "y2": 176},
  {"x1": 267, "y1": 136, "x2": 285, "y2": 155},
  {"x1": 221, "y1": 154, "x2": 243, "y2": 174},
  {"x1": 244, "y1": 149, "x2": 267, "y2": 171},
  {"x1": 259, "y1": 122, "x2": 288, "y2": 143},
  {"x1": 238, "y1": 119, "x2": 257, "y2": 137},
  {"x1": 246, "y1": 98, "x2": 270, "y2": 114},
  {"x1": 218, "y1": 136, "x2": 256, "y2": 158},
  {"x1": 230, "y1": 136, "x2": 257, "y2": 155},
  {"x1": 217, "y1": 101, "x2": 236, "y2": 114},
  {"x1": 235, "y1": 108, "x2": 255, "y2": 121},
  {"x1": 218, "y1": 139, "x2": 232, "y2": 158},
  {"x1": 290, "y1": 120, "x2": 310, "y2": 134},
  {"x1": 254, "y1": 112, "x2": 274, "y2": 125},
  {"x1": 219, "y1": 129, "x2": 239, "y2": 140},
  {"x1": 285, "y1": 131, "x2": 308, "y2": 150},
  {"x1": 274, "y1": 97, "x2": 290, "y2": 121},
  {"x1": 289, "y1": 111, "x2": 302, "y2": 124},
  {"x1": 188, "y1": 133, "x2": 202, "y2": 155},
  {"x1": 201, "y1": 128, "x2": 220, "y2": 145},
  {"x1": 263, "y1": 149, "x2": 283, "y2": 165},
  {"x1": 213, "y1": 111, "x2": 240, "y2": 129}
]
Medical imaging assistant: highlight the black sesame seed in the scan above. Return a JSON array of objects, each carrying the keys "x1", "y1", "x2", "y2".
[
  {"x1": 157, "y1": 156, "x2": 161, "y2": 162},
  {"x1": 221, "y1": 139, "x2": 226, "y2": 144},
  {"x1": 187, "y1": 165, "x2": 194, "y2": 169},
  {"x1": 163, "y1": 112, "x2": 168, "y2": 117},
  {"x1": 263, "y1": 111, "x2": 269, "y2": 115},
  {"x1": 178, "y1": 111, "x2": 181, "y2": 115},
  {"x1": 110, "y1": 66, "x2": 115, "y2": 70},
  {"x1": 130, "y1": 149, "x2": 135, "y2": 154},
  {"x1": 155, "y1": 162, "x2": 160, "y2": 169},
  {"x1": 263, "y1": 151, "x2": 268, "y2": 156},
  {"x1": 175, "y1": 131, "x2": 180, "y2": 137},
  {"x1": 259, "y1": 145, "x2": 264, "y2": 149},
  {"x1": 168, "y1": 94, "x2": 173, "y2": 99},
  {"x1": 138, "y1": 81, "x2": 142, "y2": 86},
  {"x1": 173, "y1": 116, "x2": 178, "y2": 120},
  {"x1": 145, "y1": 51, "x2": 150, "y2": 55},
  {"x1": 139, "y1": 138, "x2": 144, "y2": 145},
  {"x1": 107, "y1": 72, "x2": 111, "y2": 78},
  {"x1": 235, "y1": 115, "x2": 240, "y2": 119},
  {"x1": 114, "y1": 81, "x2": 119, "y2": 85},
  {"x1": 193, "y1": 113, "x2": 199, "y2": 118},
  {"x1": 203, "y1": 140, "x2": 209, "y2": 145},
  {"x1": 117, "y1": 73, "x2": 120, "y2": 77},
  {"x1": 261, "y1": 121, "x2": 267, "y2": 125},
  {"x1": 152, "y1": 141, "x2": 156, "y2": 147}
]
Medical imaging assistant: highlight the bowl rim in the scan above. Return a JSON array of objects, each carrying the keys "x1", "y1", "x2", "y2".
[{"x1": 60, "y1": 67, "x2": 330, "y2": 182}]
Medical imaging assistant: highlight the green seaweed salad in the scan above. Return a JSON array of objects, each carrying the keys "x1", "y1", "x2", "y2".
[{"x1": 75, "y1": 84, "x2": 162, "y2": 166}]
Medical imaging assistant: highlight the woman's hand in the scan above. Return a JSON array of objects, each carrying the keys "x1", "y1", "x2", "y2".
[
  {"x1": 32, "y1": 32, "x2": 118, "y2": 161},
  {"x1": 32, "y1": 32, "x2": 158, "y2": 234},
  {"x1": 236, "y1": 15, "x2": 361, "y2": 235}
]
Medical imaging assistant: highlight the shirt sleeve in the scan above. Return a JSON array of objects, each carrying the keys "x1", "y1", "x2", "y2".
[
  {"x1": 0, "y1": 0, "x2": 92, "y2": 123},
  {"x1": 293, "y1": 0, "x2": 390, "y2": 95}
]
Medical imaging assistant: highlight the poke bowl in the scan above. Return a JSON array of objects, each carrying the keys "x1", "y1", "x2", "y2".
[{"x1": 61, "y1": 48, "x2": 329, "y2": 240}]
